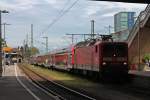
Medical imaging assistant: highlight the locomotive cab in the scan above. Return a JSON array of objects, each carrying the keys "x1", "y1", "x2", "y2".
[{"x1": 100, "y1": 42, "x2": 129, "y2": 76}]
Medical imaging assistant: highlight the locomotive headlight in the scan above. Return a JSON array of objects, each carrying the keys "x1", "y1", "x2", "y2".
[
  {"x1": 102, "y1": 62, "x2": 106, "y2": 66},
  {"x1": 123, "y1": 62, "x2": 127, "y2": 65}
]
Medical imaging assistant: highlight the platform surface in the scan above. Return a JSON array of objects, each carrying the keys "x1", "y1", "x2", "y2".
[{"x1": 0, "y1": 64, "x2": 55, "y2": 100}]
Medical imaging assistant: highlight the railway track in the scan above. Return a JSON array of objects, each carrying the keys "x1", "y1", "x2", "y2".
[{"x1": 19, "y1": 64, "x2": 97, "y2": 100}]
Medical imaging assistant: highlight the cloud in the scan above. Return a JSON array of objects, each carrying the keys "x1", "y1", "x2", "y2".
[
  {"x1": 43, "y1": 0, "x2": 69, "y2": 9},
  {"x1": 84, "y1": 1, "x2": 146, "y2": 18},
  {"x1": 0, "y1": 0, "x2": 42, "y2": 11},
  {"x1": 0, "y1": 0, "x2": 147, "y2": 49},
  {"x1": 101, "y1": 12, "x2": 117, "y2": 17},
  {"x1": 44, "y1": 0, "x2": 57, "y2": 5}
]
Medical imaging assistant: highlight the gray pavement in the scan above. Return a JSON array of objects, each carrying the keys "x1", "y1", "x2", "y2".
[
  {"x1": 0, "y1": 64, "x2": 55, "y2": 100},
  {"x1": 129, "y1": 70, "x2": 150, "y2": 77}
]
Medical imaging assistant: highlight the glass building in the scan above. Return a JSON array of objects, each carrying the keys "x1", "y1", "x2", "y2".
[{"x1": 114, "y1": 12, "x2": 135, "y2": 32}]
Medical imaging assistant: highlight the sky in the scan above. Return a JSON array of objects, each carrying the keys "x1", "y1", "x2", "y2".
[{"x1": 0, "y1": 0, "x2": 147, "y2": 53}]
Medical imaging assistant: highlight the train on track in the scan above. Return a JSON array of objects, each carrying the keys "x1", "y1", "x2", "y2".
[{"x1": 30, "y1": 35, "x2": 129, "y2": 78}]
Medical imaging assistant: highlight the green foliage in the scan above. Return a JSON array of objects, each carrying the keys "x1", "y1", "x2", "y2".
[
  {"x1": 29, "y1": 47, "x2": 39, "y2": 55},
  {"x1": 1, "y1": 38, "x2": 7, "y2": 47},
  {"x1": 0, "y1": 38, "x2": 3, "y2": 43},
  {"x1": 23, "y1": 63, "x2": 96, "y2": 87},
  {"x1": 143, "y1": 54, "x2": 150, "y2": 60}
]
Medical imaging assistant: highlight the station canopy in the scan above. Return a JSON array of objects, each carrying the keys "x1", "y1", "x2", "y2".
[
  {"x1": 91, "y1": 0, "x2": 150, "y2": 4},
  {"x1": 2, "y1": 47, "x2": 13, "y2": 52}
]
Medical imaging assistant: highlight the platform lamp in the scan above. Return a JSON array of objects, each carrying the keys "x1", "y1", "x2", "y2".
[
  {"x1": 0, "y1": 10, "x2": 9, "y2": 77},
  {"x1": 2, "y1": 23, "x2": 11, "y2": 45}
]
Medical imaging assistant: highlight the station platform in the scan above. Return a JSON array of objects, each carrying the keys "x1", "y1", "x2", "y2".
[
  {"x1": 0, "y1": 64, "x2": 55, "y2": 100},
  {"x1": 129, "y1": 64, "x2": 150, "y2": 77},
  {"x1": 129, "y1": 69, "x2": 150, "y2": 89},
  {"x1": 129, "y1": 70, "x2": 150, "y2": 77}
]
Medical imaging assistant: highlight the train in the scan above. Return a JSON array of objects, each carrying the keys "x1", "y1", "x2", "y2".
[{"x1": 30, "y1": 35, "x2": 129, "y2": 78}]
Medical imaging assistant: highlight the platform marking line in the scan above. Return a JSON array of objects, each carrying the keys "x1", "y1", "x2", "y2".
[{"x1": 14, "y1": 65, "x2": 41, "y2": 100}]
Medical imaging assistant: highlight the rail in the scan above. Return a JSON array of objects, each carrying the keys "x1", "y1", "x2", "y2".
[
  {"x1": 20, "y1": 64, "x2": 96, "y2": 100},
  {"x1": 127, "y1": 4, "x2": 150, "y2": 46}
]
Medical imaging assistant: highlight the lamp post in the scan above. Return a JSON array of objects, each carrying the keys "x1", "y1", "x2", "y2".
[
  {"x1": 2, "y1": 23, "x2": 10, "y2": 42},
  {"x1": 0, "y1": 10, "x2": 9, "y2": 77},
  {"x1": 42, "y1": 37, "x2": 48, "y2": 53},
  {"x1": 104, "y1": 25, "x2": 114, "y2": 34}
]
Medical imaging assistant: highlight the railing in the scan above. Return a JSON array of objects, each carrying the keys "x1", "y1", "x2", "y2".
[{"x1": 127, "y1": 4, "x2": 150, "y2": 47}]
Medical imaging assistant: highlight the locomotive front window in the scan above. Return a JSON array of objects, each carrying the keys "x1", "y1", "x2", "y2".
[
  {"x1": 103, "y1": 45, "x2": 114, "y2": 57},
  {"x1": 103, "y1": 44, "x2": 127, "y2": 57},
  {"x1": 115, "y1": 44, "x2": 127, "y2": 57}
]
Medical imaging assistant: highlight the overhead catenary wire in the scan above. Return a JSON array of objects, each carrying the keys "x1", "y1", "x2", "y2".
[
  {"x1": 34, "y1": 0, "x2": 80, "y2": 52},
  {"x1": 34, "y1": 40, "x2": 46, "y2": 45},
  {"x1": 37, "y1": 0, "x2": 72, "y2": 38},
  {"x1": 38, "y1": 0, "x2": 71, "y2": 36},
  {"x1": 59, "y1": 0, "x2": 71, "y2": 15},
  {"x1": 34, "y1": 40, "x2": 46, "y2": 54},
  {"x1": 40, "y1": 0, "x2": 80, "y2": 35}
]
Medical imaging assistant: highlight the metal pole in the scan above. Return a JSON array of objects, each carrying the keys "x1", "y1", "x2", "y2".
[
  {"x1": 2, "y1": 23, "x2": 10, "y2": 47},
  {"x1": 31, "y1": 24, "x2": 33, "y2": 48},
  {"x1": 105, "y1": 25, "x2": 113, "y2": 34},
  {"x1": 83, "y1": 34, "x2": 85, "y2": 40},
  {"x1": 91, "y1": 20, "x2": 95, "y2": 39},
  {"x1": 0, "y1": 11, "x2": 2, "y2": 76},
  {"x1": 46, "y1": 37, "x2": 48, "y2": 53},
  {"x1": 23, "y1": 40, "x2": 25, "y2": 57},
  {"x1": 26, "y1": 34, "x2": 28, "y2": 46},
  {"x1": 109, "y1": 25, "x2": 111, "y2": 34},
  {"x1": 72, "y1": 35, "x2": 74, "y2": 45},
  {"x1": 3, "y1": 23, "x2": 5, "y2": 42},
  {"x1": 43, "y1": 37, "x2": 48, "y2": 53}
]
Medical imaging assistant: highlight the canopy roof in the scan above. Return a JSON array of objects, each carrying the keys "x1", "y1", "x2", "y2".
[{"x1": 2, "y1": 47, "x2": 13, "y2": 52}]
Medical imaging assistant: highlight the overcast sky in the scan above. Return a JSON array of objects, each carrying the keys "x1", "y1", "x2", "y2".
[{"x1": 0, "y1": 0, "x2": 147, "y2": 52}]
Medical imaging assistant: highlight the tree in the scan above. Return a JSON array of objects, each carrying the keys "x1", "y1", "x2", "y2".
[
  {"x1": 1, "y1": 38, "x2": 7, "y2": 47},
  {"x1": 30, "y1": 47, "x2": 39, "y2": 56}
]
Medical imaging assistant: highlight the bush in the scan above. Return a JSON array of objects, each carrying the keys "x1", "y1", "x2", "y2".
[{"x1": 143, "y1": 54, "x2": 150, "y2": 61}]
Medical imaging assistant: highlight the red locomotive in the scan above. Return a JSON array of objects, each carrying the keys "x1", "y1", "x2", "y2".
[{"x1": 31, "y1": 35, "x2": 129, "y2": 78}]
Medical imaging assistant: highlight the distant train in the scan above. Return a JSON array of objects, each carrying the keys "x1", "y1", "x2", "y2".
[{"x1": 30, "y1": 35, "x2": 129, "y2": 78}]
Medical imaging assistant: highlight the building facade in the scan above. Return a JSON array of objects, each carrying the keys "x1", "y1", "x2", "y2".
[{"x1": 114, "y1": 12, "x2": 135, "y2": 32}]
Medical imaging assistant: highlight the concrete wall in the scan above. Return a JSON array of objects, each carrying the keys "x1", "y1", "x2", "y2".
[{"x1": 129, "y1": 27, "x2": 150, "y2": 65}]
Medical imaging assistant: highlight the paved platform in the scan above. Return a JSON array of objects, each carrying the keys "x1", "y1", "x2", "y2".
[
  {"x1": 129, "y1": 70, "x2": 150, "y2": 89},
  {"x1": 0, "y1": 64, "x2": 55, "y2": 100},
  {"x1": 129, "y1": 70, "x2": 150, "y2": 77}
]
